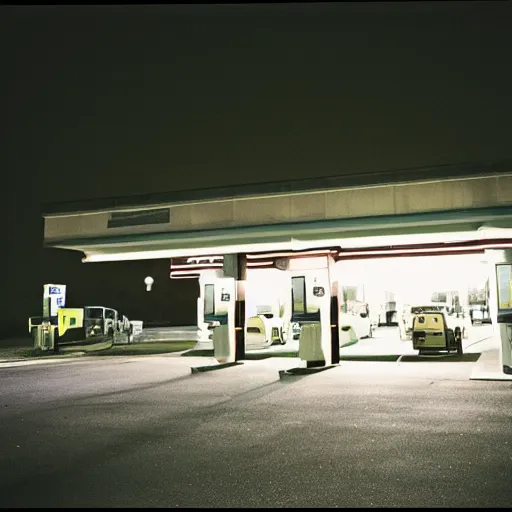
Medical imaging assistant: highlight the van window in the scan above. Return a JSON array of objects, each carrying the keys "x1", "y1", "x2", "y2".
[
  {"x1": 411, "y1": 305, "x2": 442, "y2": 314},
  {"x1": 86, "y1": 308, "x2": 103, "y2": 319},
  {"x1": 105, "y1": 309, "x2": 116, "y2": 320},
  {"x1": 416, "y1": 314, "x2": 443, "y2": 330}
]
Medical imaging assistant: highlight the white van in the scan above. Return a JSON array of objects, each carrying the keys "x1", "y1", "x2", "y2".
[{"x1": 84, "y1": 306, "x2": 119, "y2": 339}]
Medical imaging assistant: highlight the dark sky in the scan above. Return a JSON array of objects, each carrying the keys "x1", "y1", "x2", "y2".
[{"x1": 2, "y1": 2, "x2": 512, "y2": 338}]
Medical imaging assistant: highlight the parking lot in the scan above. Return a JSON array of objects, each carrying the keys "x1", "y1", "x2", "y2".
[{"x1": 0, "y1": 340, "x2": 511, "y2": 508}]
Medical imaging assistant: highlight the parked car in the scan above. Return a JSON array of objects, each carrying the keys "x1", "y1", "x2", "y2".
[
  {"x1": 399, "y1": 304, "x2": 468, "y2": 340},
  {"x1": 341, "y1": 300, "x2": 372, "y2": 336},
  {"x1": 246, "y1": 313, "x2": 287, "y2": 349},
  {"x1": 412, "y1": 310, "x2": 464, "y2": 356},
  {"x1": 117, "y1": 313, "x2": 132, "y2": 334},
  {"x1": 469, "y1": 305, "x2": 491, "y2": 325},
  {"x1": 291, "y1": 300, "x2": 372, "y2": 344}
]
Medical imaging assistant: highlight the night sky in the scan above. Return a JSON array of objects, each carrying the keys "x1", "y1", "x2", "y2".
[{"x1": 2, "y1": 2, "x2": 512, "y2": 339}]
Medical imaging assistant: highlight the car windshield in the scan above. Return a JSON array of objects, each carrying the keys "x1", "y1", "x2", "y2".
[
  {"x1": 411, "y1": 306, "x2": 443, "y2": 314},
  {"x1": 86, "y1": 308, "x2": 104, "y2": 319}
]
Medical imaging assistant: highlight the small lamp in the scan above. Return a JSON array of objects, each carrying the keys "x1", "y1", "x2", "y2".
[{"x1": 144, "y1": 276, "x2": 154, "y2": 292}]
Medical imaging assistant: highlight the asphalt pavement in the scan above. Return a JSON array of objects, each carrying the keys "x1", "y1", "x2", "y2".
[{"x1": 0, "y1": 352, "x2": 511, "y2": 508}]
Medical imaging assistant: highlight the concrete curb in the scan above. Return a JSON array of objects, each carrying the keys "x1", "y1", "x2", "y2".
[
  {"x1": 469, "y1": 371, "x2": 512, "y2": 381},
  {"x1": 190, "y1": 361, "x2": 243, "y2": 373},
  {"x1": 0, "y1": 352, "x2": 87, "y2": 365},
  {"x1": 52, "y1": 351, "x2": 87, "y2": 357}
]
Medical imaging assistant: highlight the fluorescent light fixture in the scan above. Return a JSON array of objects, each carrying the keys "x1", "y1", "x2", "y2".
[
  {"x1": 246, "y1": 249, "x2": 337, "y2": 259},
  {"x1": 169, "y1": 269, "x2": 202, "y2": 277},
  {"x1": 339, "y1": 242, "x2": 512, "y2": 258},
  {"x1": 82, "y1": 241, "x2": 306, "y2": 262},
  {"x1": 317, "y1": 230, "x2": 479, "y2": 249},
  {"x1": 82, "y1": 229, "x2": 512, "y2": 263}
]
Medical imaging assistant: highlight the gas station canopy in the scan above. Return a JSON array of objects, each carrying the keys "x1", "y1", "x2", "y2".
[{"x1": 42, "y1": 167, "x2": 512, "y2": 263}]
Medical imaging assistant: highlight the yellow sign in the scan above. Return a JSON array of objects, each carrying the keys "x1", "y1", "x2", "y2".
[{"x1": 58, "y1": 308, "x2": 84, "y2": 336}]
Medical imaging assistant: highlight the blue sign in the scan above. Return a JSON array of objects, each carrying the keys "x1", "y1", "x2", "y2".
[{"x1": 49, "y1": 286, "x2": 62, "y2": 295}]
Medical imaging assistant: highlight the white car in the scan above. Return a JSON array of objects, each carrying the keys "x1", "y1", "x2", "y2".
[
  {"x1": 246, "y1": 314, "x2": 287, "y2": 349},
  {"x1": 339, "y1": 301, "x2": 372, "y2": 346},
  {"x1": 292, "y1": 301, "x2": 372, "y2": 345},
  {"x1": 339, "y1": 311, "x2": 372, "y2": 343},
  {"x1": 469, "y1": 305, "x2": 491, "y2": 325}
]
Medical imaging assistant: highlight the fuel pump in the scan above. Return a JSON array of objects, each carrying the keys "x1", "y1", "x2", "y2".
[
  {"x1": 197, "y1": 270, "x2": 224, "y2": 343},
  {"x1": 291, "y1": 266, "x2": 331, "y2": 367},
  {"x1": 199, "y1": 273, "x2": 236, "y2": 363},
  {"x1": 494, "y1": 263, "x2": 512, "y2": 374},
  {"x1": 484, "y1": 248, "x2": 512, "y2": 375}
]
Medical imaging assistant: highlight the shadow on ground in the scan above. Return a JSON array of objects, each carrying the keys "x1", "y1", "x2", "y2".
[
  {"x1": 399, "y1": 353, "x2": 481, "y2": 363},
  {"x1": 182, "y1": 351, "x2": 482, "y2": 363}
]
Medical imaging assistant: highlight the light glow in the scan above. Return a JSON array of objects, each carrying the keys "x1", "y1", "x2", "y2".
[
  {"x1": 172, "y1": 263, "x2": 224, "y2": 269},
  {"x1": 82, "y1": 229, "x2": 512, "y2": 263},
  {"x1": 339, "y1": 241, "x2": 512, "y2": 258},
  {"x1": 82, "y1": 241, "x2": 310, "y2": 263},
  {"x1": 144, "y1": 275, "x2": 154, "y2": 291},
  {"x1": 337, "y1": 253, "x2": 489, "y2": 305}
]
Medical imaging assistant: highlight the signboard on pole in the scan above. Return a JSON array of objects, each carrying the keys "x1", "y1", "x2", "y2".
[{"x1": 43, "y1": 284, "x2": 67, "y2": 317}]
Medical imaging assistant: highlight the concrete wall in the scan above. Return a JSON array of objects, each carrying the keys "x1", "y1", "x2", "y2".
[{"x1": 44, "y1": 174, "x2": 512, "y2": 242}]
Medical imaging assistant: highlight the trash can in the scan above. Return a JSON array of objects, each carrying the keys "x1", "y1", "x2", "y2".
[
  {"x1": 213, "y1": 324, "x2": 232, "y2": 363},
  {"x1": 299, "y1": 323, "x2": 324, "y2": 366}
]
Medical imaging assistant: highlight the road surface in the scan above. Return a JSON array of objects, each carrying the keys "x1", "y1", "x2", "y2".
[{"x1": 0, "y1": 353, "x2": 511, "y2": 508}]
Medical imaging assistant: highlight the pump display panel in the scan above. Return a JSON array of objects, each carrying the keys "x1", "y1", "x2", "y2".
[{"x1": 496, "y1": 264, "x2": 512, "y2": 323}]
